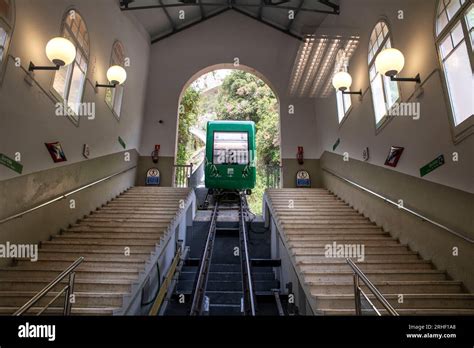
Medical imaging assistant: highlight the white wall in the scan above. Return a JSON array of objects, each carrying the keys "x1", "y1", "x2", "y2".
[
  {"x1": 139, "y1": 10, "x2": 318, "y2": 160},
  {"x1": 0, "y1": 0, "x2": 150, "y2": 181},
  {"x1": 315, "y1": 0, "x2": 473, "y2": 193}
]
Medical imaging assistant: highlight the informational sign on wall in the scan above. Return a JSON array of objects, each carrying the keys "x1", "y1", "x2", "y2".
[
  {"x1": 0, "y1": 153, "x2": 23, "y2": 174},
  {"x1": 420, "y1": 155, "x2": 445, "y2": 177},
  {"x1": 45, "y1": 142, "x2": 67, "y2": 163},
  {"x1": 146, "y1": 168, "x2": 161, "y2": 186},
  {"x1": 333, "y1": 138, "x2": 340, "y2": 151},
  {"x1": 296, "y1": 170, "x2": 311, "y2": 187}
]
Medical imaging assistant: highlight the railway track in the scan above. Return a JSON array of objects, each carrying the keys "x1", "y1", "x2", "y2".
[{"x1": 190, "y1": 191, "x2": 256, "y2": 316}]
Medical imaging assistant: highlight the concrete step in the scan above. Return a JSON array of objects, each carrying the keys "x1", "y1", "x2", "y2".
[
  {"x1": 302, "y1": 270, "x2": 447, "y2": 282},
  {"x1": 76, "y1": 220, "x2": 173, "y2": 227},
  {"x1": 39, "y1": 247, "x2": 152, "y2": 262},
  {"x1": 313, "y1": 293, "x2": 474, "y2": 310},
  {"x1": 67, "y1": 225, "x2": 169, "y2": 233},
  {"x1": 298, "y1": 260, "x2": 433, "y2": 272},
  {"x1": 0, "y1": 306, "x2": 118, "y2": 316},
  {"x1": 45, "y1": 239, "x2": 159, "y2": 246},
  {"x1": 37, "y1": 246, "x2": 154, "y2": 254},
  {"x1": 283, "y1": 225, "x2": 381, "y2": 231},
  {"x1": 60, "y1": 231, "x2": 164, "y2": 239},
  {"x1": 291, "y1": 239, "x2": 400, "y2": 246},
  {"x1": 295, "y1": 253, "x2": 420, "y2": 262},
  {"x1": 40, "y1": 241, "x2": 155, "y2": 255},
  {"x1": 316, "y1": 308, "x2": 474, "y2": 316},
  {"x1": 0, "y1": 278, "x2": 132, "y2": 292},
  {"x1": 0, "y1": 268, "x2": 140, "y2": 280},
  {"x1": 15, "y1": 259, "x2": 145, "y2": 270},
  {"x1": 289, "y1": 245, "x2": 412, "y2": 254},
  {"x1": 0, "y1": 291, "x2": 126, "y2": 308},
  {"x1": 308, "y1": 280, "x2": 464, "y2": 295}
]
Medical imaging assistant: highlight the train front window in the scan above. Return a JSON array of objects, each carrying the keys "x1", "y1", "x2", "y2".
[{"x1": 213, "y1": 132, "x2": 249, "y2": 165}]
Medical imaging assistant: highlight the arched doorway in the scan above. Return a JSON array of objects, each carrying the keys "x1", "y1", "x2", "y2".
[{"x1": 174, "y1": 64, "x2": 282, "y2": 214}]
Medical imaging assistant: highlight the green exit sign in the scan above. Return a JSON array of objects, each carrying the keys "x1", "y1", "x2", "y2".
[
  {"x1": 0, "y1": 153, "x2": 23, "y2": 174},
  {"x1": 420, "y1": 155, "x2": 445, "y2": 177}
]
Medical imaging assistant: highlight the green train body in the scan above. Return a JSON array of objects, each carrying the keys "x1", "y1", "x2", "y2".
[{"x1": 205, "y1": 120, "x2": 257, "y2": 191}]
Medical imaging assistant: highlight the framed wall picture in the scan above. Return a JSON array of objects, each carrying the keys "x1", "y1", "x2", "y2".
[
  {"x1": 384, "y1": 146, "x2": 404, "y2": 167},
  {"x1": 45, "y1": 142, "x2": 67, "y2": 163}
]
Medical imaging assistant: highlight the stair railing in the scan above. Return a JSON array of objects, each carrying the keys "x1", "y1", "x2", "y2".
[
  {"x1": 322, "y1": 167, "x2": 473, "y2": 244},
  {"x1": 0, "y1": 165, "x2": 137, "y2": 225},
  {"x1": 346, "y1": 258, "x2": 399, "y2": 316},
  {"x1": 173, "y1": 164, "x2": 193, "y2": 188},
  {"x1": 13, "y1": 257, "x2": 84, "y2": 316}
]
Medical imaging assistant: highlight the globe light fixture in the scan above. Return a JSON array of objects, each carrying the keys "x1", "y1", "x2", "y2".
[
  {"x1": 96, "y1": 65, "x2": 127, "y2": 88},
  {"x1": 29, "y1": 37, "x2": 76, "y2": 71},
  {"x1": 375, "y1": 48, "x2": 421, "y2": 83},
  {"x1": 332, "y1": 71, "x2": 362, "y2": 96}
]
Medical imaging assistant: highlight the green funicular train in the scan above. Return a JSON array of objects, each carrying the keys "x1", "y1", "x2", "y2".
[{"x1": 205, "y1": 120, "x2": 256, "y2": 193}]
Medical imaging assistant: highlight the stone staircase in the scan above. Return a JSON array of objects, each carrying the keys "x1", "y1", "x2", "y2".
[
  {"x1": 265, "y1": 188, "x2": 474, "y2": 315},
  {"x1": 0, "y1": 187, "x2": 192, "y2": 315}
]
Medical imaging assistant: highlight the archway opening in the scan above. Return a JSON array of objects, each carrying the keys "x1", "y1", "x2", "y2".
[{"x1": 175, "y1": 65, "x2": 281, "y2": 214}]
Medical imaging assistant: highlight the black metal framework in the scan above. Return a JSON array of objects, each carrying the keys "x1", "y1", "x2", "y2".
[
  {"x1": 95, "y1": 82, "x2": 118, "y2": 89},
  {"x1": 28, "y1": 62, "x2": 60, "y2": 72},
  {"x1": 119, "y1": 0, "x2": 340, "y2": 43},
  {"x1": 390, "y1": 73, "x2": 421, "y2": 84},
  {"x1": 342, "y1": 89, "x2": 362, "y2": 96}
]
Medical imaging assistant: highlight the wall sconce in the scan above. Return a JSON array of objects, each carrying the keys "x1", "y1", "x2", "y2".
[
  {"x1": 375, "y1": 48, "x2": 421, "y2": 83},
  {"x1": 29, "y1": 37, "x2": 77, "y2": 71},
  {"x1": 332, "y1": 71, "x2": 362, "y2": 96},
  {"x1": 96, "y1": 65, "x2": 127, "y2": 88}
]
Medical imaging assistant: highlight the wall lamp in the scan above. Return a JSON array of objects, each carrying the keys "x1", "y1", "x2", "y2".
[
  {"x1": 375, "y1": 48, "x2": 421, "y2": 84},
  {"x1": 332, "y1": 71, "x2": 362, "y2": 96},
  {"x1": 29, "y1": 37, "x2": 77, "y2": 72},
  {"x1": 96, "y1": 65, "x2": 127, "y2": 88}
]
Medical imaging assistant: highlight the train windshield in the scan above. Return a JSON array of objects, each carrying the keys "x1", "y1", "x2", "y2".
[{"x1": 213, "y1": 131, "x2": 249, "y2": 165}]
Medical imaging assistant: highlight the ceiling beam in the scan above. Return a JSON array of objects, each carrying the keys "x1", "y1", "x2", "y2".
[
  {"x1": 151, "y1": 7, "x2": 230, "y2": 44},
  {"x1": 286, "y1": 0, "x2": 304, "y2": 32},
  {"x1": 232, "y1": 7, "x2": 303, "y2": 41},
  {"x1": 120, "y1": 1, "x2": 339, "y2": 15},
  {"x1": 159, "y1": 0, "x2": 177, "y2": 32}
]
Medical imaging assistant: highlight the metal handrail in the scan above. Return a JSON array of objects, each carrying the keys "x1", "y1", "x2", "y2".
[
  {"x1": 173, "y1": 164, "x2": 193, "y2": 188},
  {"x1": 239, "y1": 194, "x2": 256, "y2": 316},
  {"x1": 190, "y1": 201, "x2": 219, "y2": 315},
  {"x1": 13, "y1": 257, "x2": 84, "y2": 316},
  {"x1": 322, "y1": 167, "x2": 473, "y2": 244},
  {"x1": 346, "y1": 258, "x2": 399, "y2": 316},
  {"x1": 0, "y1": 165, "x2": 137, "y2": 225}
]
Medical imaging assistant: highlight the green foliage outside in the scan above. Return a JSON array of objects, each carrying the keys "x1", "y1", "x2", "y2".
[
  {"x1": 176, "y1": 87, "x2": 200, "y2": 165},
  {"x1": 177, "y1": 70, "x2": 280, "y2": 215},
  {"x1": 216, "y1": 71, "x2": 280, "y2": 214}
]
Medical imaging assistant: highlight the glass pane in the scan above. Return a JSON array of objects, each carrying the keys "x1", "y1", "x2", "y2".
[
  {"x1": 440, "y1": 35, "x2": 454, "y2": 59},
  {"x1": 113, "y1": 86, "x2": 124, "y2": 117},
  {"x1": 105, "y1": 87, "x2": 114, "y2": 109},
  {"x1": 52, "y1": 65, "x2": 70, "y2": 99},
  {"x1": 336, "y1": 91, "x2": 344, "y2": 123},
  {"x1": 437, "y1": 12, "x2": 449, "y2": 34},
  {"x1": 383, "y1": 75, "x2": 400, "y2": 109},
  {"x1": 344, "y1": 91, "x2": 352, "y2": 113},
  {"x1": 443, "y1": 42, "x2": 474, "y2": 125},
  {"x1": 67, "y1": 64, "x2": 86, "y2": 113},
  {"x1": 446, "y1": 0, "x2": 461, "y2": 20},
  {"x1": 467, "y1": 5, "x2": 474, "y2": 29},
  {"x1": 213, "y1": 132, "x2": 249, "y2": 164},
  {"x1": 371, "y1": 74, "x2": 387, "y2": 124},
  {"x1": 0, "y1": 26, "x2": 6, "y2": 44},
  {"x1": 451, "y1": 21, "x2": 464, "y2": 46}
]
